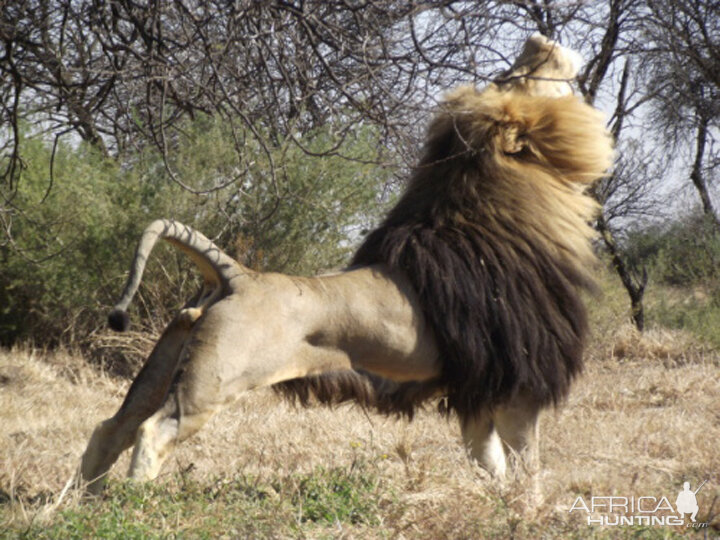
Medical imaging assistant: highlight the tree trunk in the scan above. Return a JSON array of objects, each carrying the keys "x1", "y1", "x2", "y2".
[
  {"x1": 689, "y1": 113, "x2": 720, "y2": 229},
  {"x1": 596, "y1": 212, "x2": 648, "y2": 331}
]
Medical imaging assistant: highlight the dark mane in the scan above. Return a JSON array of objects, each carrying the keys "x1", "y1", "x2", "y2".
[
  {"x1": 274, "y1": 370, "x2": 440, "y2": 419},
  {"x1": 275, "y1": 85, "x2": 611, "y2": 419}
]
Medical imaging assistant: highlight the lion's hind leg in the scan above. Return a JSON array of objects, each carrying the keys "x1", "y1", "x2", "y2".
[
  {"x1": 80, "y1": 311, "x2": 197, "y2": 494},
  {"x1": 127, "y1": 327, "x2": 227, "y2": 482},
  {"x1": 127, "y1": 389, "x2": 217, "y2": 482},
  {"x1": 81, "y1": 416, "x2": 137, "y2": 495}
]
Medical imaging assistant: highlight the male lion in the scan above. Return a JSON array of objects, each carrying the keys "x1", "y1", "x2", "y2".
[{"x1": 80, "y1": 35, "x2": 613, "y2": 494}]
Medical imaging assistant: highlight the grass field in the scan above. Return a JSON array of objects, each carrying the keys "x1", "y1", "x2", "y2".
[{"x1": 1, "y1": 280, "x2": 720, "y2": 538}]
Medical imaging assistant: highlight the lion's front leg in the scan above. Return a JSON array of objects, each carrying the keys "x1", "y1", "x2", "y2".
[
  {"x1": 459, "y1": 411, "x2": 507, "y2": 478},
  {"x1": 459, "y1": 395, "x2": 542, "y2": 480},
  {"x1": 493, "y1": 394, "x2": 542, "y2": 501},
  {"x1": 492, "y1": 394, "x2": 541, "y2": 474}
]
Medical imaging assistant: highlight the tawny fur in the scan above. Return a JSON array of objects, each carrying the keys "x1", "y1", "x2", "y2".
[{"x1": 80, "y1": 35, "x2": 614, "y2": 493}]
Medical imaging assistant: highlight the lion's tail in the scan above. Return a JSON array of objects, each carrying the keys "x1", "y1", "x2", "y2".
[{"x1": 108, "y1": 219, "x2": 242, "y2": 332}]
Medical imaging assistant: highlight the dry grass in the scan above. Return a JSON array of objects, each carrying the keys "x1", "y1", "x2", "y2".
[
  {"x1": 606, "y1": 324, "x2": 710, "y2": 365},
  {"x1": 1, "y1": 321, "x2": 720, "y2": 537}
]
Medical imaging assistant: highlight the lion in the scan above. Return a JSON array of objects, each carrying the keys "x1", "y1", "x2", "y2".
[{"x1": 80, "y1": 34, "x2": 613, "y2": 494}]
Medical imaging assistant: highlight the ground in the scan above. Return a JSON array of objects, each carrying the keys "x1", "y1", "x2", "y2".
[{"x1": 1, "y1": 287, "x2": 720, "y2": 538}]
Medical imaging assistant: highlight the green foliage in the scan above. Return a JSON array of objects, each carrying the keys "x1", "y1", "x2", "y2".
[
  {"x1": 0, "y1": 136, "x2": 145, "y2": 346},
  {"x1": 0, "y1": 117, "x2": 391, "y2": 349},
  {"x1": 621, "y1": 212, "x2": 720, "y2": 346},
  {"x1": 291, "y1": 465, "x2": 382, "y2": 525},
  {"x1": 648, "y1": 288, "x2": 720, "y2": 349},
  {"x1": 623, "y1": 213, "x2": 720, "y2": 287},
  {"x1": 168, "y1": 116, "x2": 390, "y2": 274},
  {"x1": 3, "y1": 466, "x2": 384, "y2": 539}
]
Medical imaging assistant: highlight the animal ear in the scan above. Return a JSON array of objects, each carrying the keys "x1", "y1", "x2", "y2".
[{"x1": 499, "y1": 122, "x2": 528, "y2": 154}]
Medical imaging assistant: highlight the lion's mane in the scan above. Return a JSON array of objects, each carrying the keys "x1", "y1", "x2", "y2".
[{"x1": 276, "y1": 85, "x2": 614, "y2": 418}]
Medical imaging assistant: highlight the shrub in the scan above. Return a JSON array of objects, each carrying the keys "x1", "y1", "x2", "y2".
[
  {"x1": 623, "y1": 212, "x2": 720, "y2": 287},
  {"x1": 0, "y1": 118, "x2": 391, "y2": 357}
]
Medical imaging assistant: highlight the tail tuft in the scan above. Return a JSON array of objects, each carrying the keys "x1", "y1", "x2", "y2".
[{"x1": 108, "y1": 309, "x2": 130, "y2": 332}]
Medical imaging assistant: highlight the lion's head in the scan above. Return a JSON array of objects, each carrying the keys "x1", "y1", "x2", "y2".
[{"x1": 495, "y1": 33, "x2": 583, "y2": 97}]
